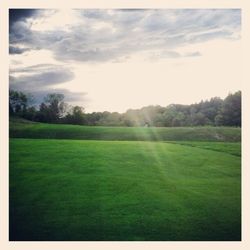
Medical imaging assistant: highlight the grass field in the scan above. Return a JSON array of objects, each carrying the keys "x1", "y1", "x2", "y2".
[
  {"x1": 9, "y1": 119, "x2": 241, "y2": 241},
  {"x1": 10, "y1": 118, "x2": 241, "y2": 142}
]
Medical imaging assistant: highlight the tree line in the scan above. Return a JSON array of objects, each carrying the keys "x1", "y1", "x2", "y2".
[{"x1": 9, "y1": 90, "x2": 241, "y2": 127}]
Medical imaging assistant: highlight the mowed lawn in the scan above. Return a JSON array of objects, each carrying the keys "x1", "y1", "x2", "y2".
[{"x1": 10, "y1": 138, "x2": 241, "y2": 241}]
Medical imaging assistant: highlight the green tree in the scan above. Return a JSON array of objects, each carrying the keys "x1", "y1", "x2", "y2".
[
  {"x1": 214, "y1": 114, "x2": 224, "y2": 126},
  {"x1": 219, "y1": 91, "x2": 241, "y2": 126},
  {"x1": 9, "y1": 90, "x2": 28, "y2": 115},
  {"x1": 64, "y1": 106, "x2": 86, "y2": 125},
  {"x1": 39, "y1": 93, "x2": 66, "y2": 123},
  {"x1": 192, "y1": 112, "x2": 208, "y2": 126}
]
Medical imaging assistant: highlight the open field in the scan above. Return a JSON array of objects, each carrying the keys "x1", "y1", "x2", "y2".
[
  {"x1": 168, "y1": 141, "x2": 241, "y2": 157},
  {"x1": 10, "y1": 118, "x2": 241, "y2": 142},
  {"x1": 10, "y1": 132, "x2": 241, "y2": 240}
]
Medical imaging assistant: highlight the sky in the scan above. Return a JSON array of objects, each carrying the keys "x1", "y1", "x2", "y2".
[{"x1": 9, "y1": 9, "x2": 241, "y2": 113}]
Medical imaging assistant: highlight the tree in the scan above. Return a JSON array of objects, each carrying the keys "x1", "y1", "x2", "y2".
[
  {"x1": 172, "y1": 112, "x2": 186, "y2": 126},
  {"x1": 162, "y1": 105, "x2": 178, "y2": 127},
  {"x1": 9, "y1": 90, "x2": 28, "y2": 115},
  {"x1": 9, "y1": 89, "x2": 241, "y2": 127},
  {"x1": 64, "y1": 106, "x2": 86, "y2": 125},
  {"x1": 219, "y1": 91, "x2": 241, "y2": 126},
  {"x1": 205, "y1": 97, "x2": 223, "y2": 123},
  {"x1": 39, "y1": 93, "x2": 66, "y2": 123},
  {"x1": 22, "y1": 106, "x2": 37, "y2": 121},
  {"x1": 191, "y1": 112, "x2": 208, "y2": 126},
  {"x1": 215, "y1": 114, "x2": 224, "y2": 126}
]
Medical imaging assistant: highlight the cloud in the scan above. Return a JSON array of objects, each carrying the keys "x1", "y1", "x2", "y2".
[
  {"x1": 9, "y1": 9, "x2": 241, "y2": 63},
  {"x1": 149, "y1": 50, "x2": 203, "y2": 61},
  {"x1": 9, "y1": 45, "x2": 30, "y2": 54},
  {"x1": 10, "y1": 65, "x2": 74, "y2": 89},
  {"x1": 149, "y1": 50, "x2": 181, "y2": 61},
  {"x1": 185, "y1": 51, "x2": 202, "y2": 57},
  {"x1": 22, "y1": 88, "x2": 87, "y2": 106},
  {"x1": 9, "y1": 20, "x2": 34, "y2": 45},
  {"x1": 10, "y1": 64, "x2": 68, "y2": 74},
  {"x1": 9, "y1": 64, "x2": 86, "y2": 105},
  {"x1": 9, "y1": 9, "x2": 38, "y2": 26}
]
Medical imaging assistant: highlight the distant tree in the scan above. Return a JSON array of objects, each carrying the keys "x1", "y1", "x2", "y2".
[
  {"x1": 22, "y1": 106, "x2": 37, "y2": 121},
  {"x1": 122, "y1": 115, "x2": 134, "y2": 127},
  {"x1": 191, "y1": 112, "x2": 208, "y2": 126},
  {"x1": 96, "y1": 112, "x2": 124, "y2": 126},
  {"x1": 214, "y1": 114, "x2": 224, "y2": 126},
  {"x1": 38, "y1": 93, "x2": 67, "y2": 123},
  {"x1": 187, "y1": 105, "x2": 198, "y2": 126},
  {"x1": 123, "y1": 109, "x2": 140, "y2": 126},
  {"x1": 64, "y1": 106, "x2": 86, "y2": 125},
  {"x1": 84, "y1": 112, "x2": 103, "y2": 125},
  {"x1": 219, "y1": 91, "x2": 241, "y2": 126},
  {"x1": 206, "y1": 97, "x2": 223, "y2": 123},
  {"x1": 9, "y1": 89, "x2": 241, "y2": 127},
  {"x1": 140, "y1": 105, "x2": 165, "y2": 126},
  {"x1": 162, "y1": 105, "x2": 178, "y2": 126},
  {"x1": 9, "y1": 90, "x2": 28, "y2": 115},
  {"x1": 172, "y1": 112, "x2": 186, "y2": 126}
]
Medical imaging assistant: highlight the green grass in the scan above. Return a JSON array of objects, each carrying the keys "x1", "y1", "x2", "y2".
[
  {"x1": 168, "y1": 141, "x2": 241, "y2": 157},
  {"x1": 10, "y1": 139, "x2": 241, "y2": 241},
  {"x1": 10, "y1": 119, "x2": 241, "y2": 142}
]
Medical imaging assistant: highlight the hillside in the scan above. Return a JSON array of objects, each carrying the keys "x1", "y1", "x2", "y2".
[{"x1": 9, "y1": 117, "x2": 241, "y2": 142}]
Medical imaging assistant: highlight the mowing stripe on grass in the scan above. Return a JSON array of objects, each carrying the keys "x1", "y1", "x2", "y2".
[{"x1": 10, "y1": 139, "x2": 241, "y2": 240}]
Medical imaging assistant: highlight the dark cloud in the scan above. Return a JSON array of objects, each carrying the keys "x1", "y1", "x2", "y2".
[
  {"x1": 9, "y1": 9, "x2": 37, "y2": 26},
  {"x1": 10, "y1": 64, "x2": 65, "y2": 74},
  {"x1": 9, "y1": 45, "x2": 30, "y2": 54},
  {"x1": 81, "y1": 9, "x2": 110, "y2": 20},
  {"x1": 10, "y1": 66, "x2": 74, "y2": 91},
  {"x1": 9, "y1": 19, "x2": 34, "y2": 45},
  {"x1": 9, "y1": 65, "x2": 86, "y2": 105},
  {"x1": 22, "y1": 88, "x2": 87, "y2": 106},
  {"x1": 9, "y1": 65, "x2": 75, "y2": 104},
  {"x1": 9, "y1": 9, "x2": 241, "y2": 63}
]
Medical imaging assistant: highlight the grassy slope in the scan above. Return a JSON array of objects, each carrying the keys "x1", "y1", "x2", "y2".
[
  {"x1": 168, "y1": 141, "x2": 241, "y2": 157},
  {"x1": 10, "y1": 139, "x2": 241, "y2": 241},
  {"x1": 9, "y1": 119, "x2": 241, "y2": 142}
]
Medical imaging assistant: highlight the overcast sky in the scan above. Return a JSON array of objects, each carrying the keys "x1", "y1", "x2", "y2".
[{"x1": 9, "y1": 9, "x2": 241, "y2": 112}]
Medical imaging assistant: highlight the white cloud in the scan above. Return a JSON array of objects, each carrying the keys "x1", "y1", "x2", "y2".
[{"x1": 30, "y1": 9, "x2": 80, "y2": 31}]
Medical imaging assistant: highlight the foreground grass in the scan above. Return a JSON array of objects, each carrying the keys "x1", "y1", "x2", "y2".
[
  {"x1": 10, "y1": 139, "x2": 241, "y2": 241},
  {"x1": 169, "y1": 141, "x2": 241, "y2": 157}
]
